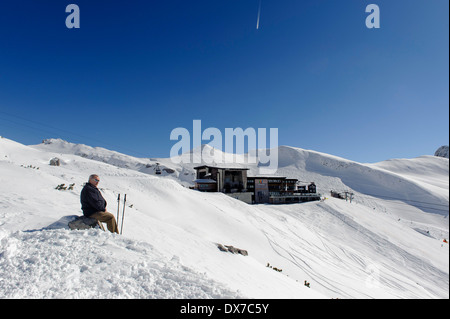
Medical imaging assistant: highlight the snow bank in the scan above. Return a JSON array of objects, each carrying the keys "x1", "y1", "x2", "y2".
[{"x1": 0, "y1": 228, "x2": 242, "y2": 299}]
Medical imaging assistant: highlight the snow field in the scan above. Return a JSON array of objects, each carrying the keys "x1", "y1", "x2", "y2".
[{"x1": 0, "y1": 137, "x2": 448, "y2": 298}]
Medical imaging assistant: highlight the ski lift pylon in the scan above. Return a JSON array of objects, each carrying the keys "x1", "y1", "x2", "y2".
[{"x1": 155, "y1": 162, "x2": 162, "y2": 175}]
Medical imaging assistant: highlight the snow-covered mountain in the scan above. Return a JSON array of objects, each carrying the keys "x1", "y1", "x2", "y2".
[{"x1": 0, "y1": 136, "x2": 448, "y2": 298}]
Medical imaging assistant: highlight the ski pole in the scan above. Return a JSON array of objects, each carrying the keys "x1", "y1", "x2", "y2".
[
  {"x1": 120, "y1": 194, "x2": 127, "y2": 235},
  {"x1": 116, "y1": 193, "x2": 121, "y2": 227}
]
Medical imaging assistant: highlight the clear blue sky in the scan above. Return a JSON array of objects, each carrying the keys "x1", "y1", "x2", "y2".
[{"x1": 0, "y1": 0, "x2": 448, "y2": 163}]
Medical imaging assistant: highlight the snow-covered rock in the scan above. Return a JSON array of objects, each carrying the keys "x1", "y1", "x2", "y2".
[{"x1": 68, "y1": 215, "x2": 98, "y2": 230}]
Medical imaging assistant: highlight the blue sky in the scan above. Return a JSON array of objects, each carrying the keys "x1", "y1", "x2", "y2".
[{"x1": 0, "y1": 0, "x2": 448, "y2": 163}]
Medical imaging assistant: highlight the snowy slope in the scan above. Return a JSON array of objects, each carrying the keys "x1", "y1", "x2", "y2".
[{"x1": 1, "y1": 137, "x2": 448, "y2": 299}]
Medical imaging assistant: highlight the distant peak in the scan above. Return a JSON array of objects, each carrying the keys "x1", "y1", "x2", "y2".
[
  {"x1": 42, "y1": 138, "x2": 70, "y2": 145},
  {"x1": 434, "y1": 146, "x2": 449, "y2": 159}
]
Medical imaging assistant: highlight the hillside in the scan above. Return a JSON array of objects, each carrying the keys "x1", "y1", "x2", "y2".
[{"x1": 0, "y1": 137, "x2": 448, "y2": 299}]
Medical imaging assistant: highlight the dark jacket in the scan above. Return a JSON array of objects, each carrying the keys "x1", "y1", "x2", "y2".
[{"x1": 80, "y1": 183, "x2": 107, "y2": 217}]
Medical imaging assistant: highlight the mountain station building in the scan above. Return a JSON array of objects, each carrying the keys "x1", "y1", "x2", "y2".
[{"x1": 193, "y1": 165, "x2": 321, "y2": 204}]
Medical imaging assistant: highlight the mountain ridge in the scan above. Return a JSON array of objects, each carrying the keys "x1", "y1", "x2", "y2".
[{"x1": 33, "y1": 138, "x2": 449, "y2": 216}]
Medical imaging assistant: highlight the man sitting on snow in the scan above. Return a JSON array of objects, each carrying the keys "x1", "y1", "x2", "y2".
[{"x1": 80, "y1": 174, "x2": 119, "y2": 234}]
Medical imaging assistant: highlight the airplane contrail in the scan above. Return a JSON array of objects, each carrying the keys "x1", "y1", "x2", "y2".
[{"x1": 256, "y1": 0, "x2": 262, "y2": 30}]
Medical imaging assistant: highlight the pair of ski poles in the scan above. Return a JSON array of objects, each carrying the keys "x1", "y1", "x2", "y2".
[{"x1": 116, "y1": 194, "x2": 127, "y2": 235}]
